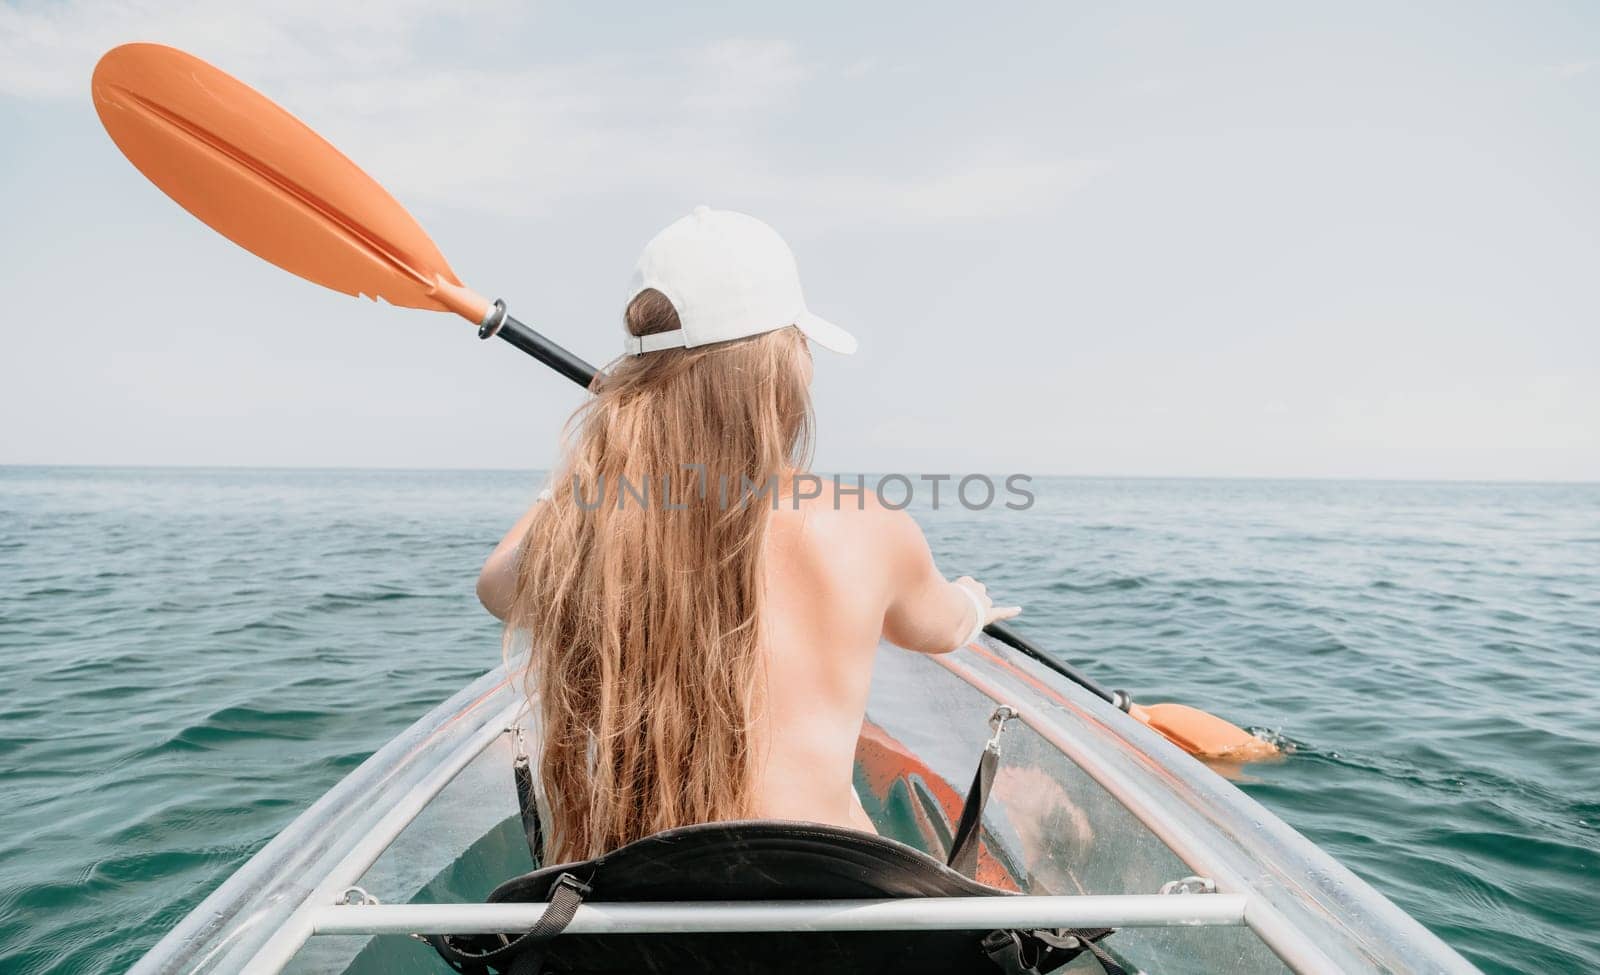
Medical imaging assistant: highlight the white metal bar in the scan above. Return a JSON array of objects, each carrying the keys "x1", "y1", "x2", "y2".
[
  {"x1": 312, "y1": 894, "x2": 1249, "y2": 936},
  {"x1": 240, "y1": 696, "x2": 524, "y2": 974}
]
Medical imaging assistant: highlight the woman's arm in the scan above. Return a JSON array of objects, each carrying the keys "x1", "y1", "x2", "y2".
[
  {"x1": 879, "y1": 509, "x2": 1020, "y2": 654},
  {"x1": 477, "y1": 497, "x2": 545, "y2": 621}
]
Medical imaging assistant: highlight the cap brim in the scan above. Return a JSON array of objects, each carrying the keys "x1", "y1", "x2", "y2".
[{"x1": 795, "y1": 311, "x2": 857, "y2": 355}]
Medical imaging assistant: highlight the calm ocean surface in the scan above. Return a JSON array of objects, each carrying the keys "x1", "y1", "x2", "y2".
[{"x1": 1, "y1": 467, "x2": 1596, "y2": 974}]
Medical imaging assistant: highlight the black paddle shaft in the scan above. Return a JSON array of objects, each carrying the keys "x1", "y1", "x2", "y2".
[
  {"x1": 479, "y1": 300, "x2": 598, "y2": 388},
  {"x1": 479, "y1": 306, "x2": 1131, "y2": 713},
  {"x1": 983, "y1": 621, "x2": 1131, "y2": 711}
]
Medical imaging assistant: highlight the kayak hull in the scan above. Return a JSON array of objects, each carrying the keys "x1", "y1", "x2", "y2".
[{"x1": 129, "y1": 637, "x2": 1479, "y2": 975}]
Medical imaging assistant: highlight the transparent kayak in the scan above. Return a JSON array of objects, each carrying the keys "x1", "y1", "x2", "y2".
[{"x1": 127, "y1": 636, "x2": 1480, "y2": 974}]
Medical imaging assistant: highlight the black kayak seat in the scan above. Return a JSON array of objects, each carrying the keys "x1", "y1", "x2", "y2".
[{"x1": 426, "y1": 820, "x2": 1119, "y2": 975}]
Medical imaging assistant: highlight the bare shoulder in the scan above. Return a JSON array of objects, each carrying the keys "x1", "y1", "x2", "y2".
[
  {"x1": 765, "y1": 478, "x2": 927, "y2": 629},
  {"x1": 774, "y1": 476, "x2": 926, "y2": 564}
]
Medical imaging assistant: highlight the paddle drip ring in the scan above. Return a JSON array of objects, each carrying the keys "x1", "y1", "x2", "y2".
[{"x1": 478, "y1": 298, "x2": 509, "y2": 340}]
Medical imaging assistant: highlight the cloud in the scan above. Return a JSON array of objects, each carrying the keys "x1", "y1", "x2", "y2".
[
  {"x1": 265, "y1": 42, "x2": 813, "y2": 215},
  {"x1": 678, "y1": 38, "x2": 812, "y2": 112},
  {"x1": 865, "y1": 156, "x2": 1109, "y2": 221},
  {"x1": 1328, "y1": 376, "x2": 1598, "y2": 452},
  {"x1": 1547, "y1": 59, "x2": 1597, "y2": 79},
  {"x1": 0, "y1": 0, "x2": 495, "y2": 99},
  {"x1": 3, "y1": 0, "x2": 1103, "y2": 221}
]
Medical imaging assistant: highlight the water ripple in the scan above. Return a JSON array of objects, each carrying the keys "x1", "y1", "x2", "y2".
[{"x1": 1, "y1": 468, "x2": 1597, "y2": 974}]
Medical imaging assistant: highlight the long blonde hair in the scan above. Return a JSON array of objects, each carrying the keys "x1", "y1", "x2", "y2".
[{"x1": 507, "y1": 288, "x2": 814, "y2": 863}]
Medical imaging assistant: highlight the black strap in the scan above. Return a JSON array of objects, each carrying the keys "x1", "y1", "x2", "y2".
[
  {"x1": 982, "y1": 927, "x2": 1124, "y2": 975},
  {"x1": 950, "y1": 707, "x2": 1017, "y2": 877},
  {"x1": 948, "y1": 741, "x2": 998, "y2": 876},
  {"x1": 1078, "y1": 934, "x2": 1128, "y2": 975},
  {"x1": 513, "y1": 750, "x2": 544, "y2": 864},
  {"x1": 425, "y1": 873, "x2": 588, "y2": 975},
  {"x1": 1032, "y1": 928, "x2": 1125, "y2": 975},
  {"x1": 525, "y1": 873, "x2": 587, "y2": 941}
]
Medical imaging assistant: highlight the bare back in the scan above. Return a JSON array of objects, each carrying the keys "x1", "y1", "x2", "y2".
[
  {"x1": 476, "y1": 478, "x2": 1012, "y2": 838},
  {"x1": 752, "y1": 489, "x2": 892, "y2": 830},
  {"x1": 750, "y1": 480, "x2": 1001, "y2": 831}
]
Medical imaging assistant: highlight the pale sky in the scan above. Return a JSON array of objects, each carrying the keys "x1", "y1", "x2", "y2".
[{"x1": 2, "y1": 1, "x2": 1596, "y2": 479}]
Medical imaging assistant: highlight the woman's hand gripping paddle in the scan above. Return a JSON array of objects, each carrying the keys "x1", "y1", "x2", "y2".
[{"x1": 91, "y1": 42, "x2": 1276, "y2": 762}]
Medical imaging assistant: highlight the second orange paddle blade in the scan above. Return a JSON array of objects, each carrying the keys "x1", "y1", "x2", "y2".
[{"x1": 1132, "y1": 702, "x2": 1280, "y2": 760}]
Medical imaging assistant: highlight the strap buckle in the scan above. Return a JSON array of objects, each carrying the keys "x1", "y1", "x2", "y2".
[
  {"x1": 1159, "y1": 875, "x2": 1217, "y2": 895},
  {"x1": 987, "y1": 705, "x2": 1018, "y2": 751}
]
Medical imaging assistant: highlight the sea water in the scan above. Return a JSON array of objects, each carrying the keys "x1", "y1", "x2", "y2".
[{"x1": 0, "y1": 467, "x2": 1595, "y2": 974}]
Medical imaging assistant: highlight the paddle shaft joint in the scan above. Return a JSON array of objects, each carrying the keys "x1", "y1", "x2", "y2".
[{"x1": 479, "y1": 299, "x2": 598, "y2": 389}]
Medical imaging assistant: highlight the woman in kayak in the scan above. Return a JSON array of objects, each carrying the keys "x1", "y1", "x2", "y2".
[{"x1": 476, "y1": 207, "x2": 1019, "y2": 864}]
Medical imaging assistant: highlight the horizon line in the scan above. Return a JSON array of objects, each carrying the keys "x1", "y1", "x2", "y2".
[{"x1": 1, "y1": 462, "x2": 1595, "y2": 487}]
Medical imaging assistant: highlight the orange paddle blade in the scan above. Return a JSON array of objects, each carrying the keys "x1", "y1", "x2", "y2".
[
  {"x1": 91, "y1": 43, "x2": 488, "y2": 323},
  {"x1": 1130, "y1": 702, "x2": 1279, "y2": 761}
]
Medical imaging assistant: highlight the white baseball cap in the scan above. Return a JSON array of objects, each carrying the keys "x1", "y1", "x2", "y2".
[{"x1": 624, "y1": 206, "x2": 857, "y2": 356}]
